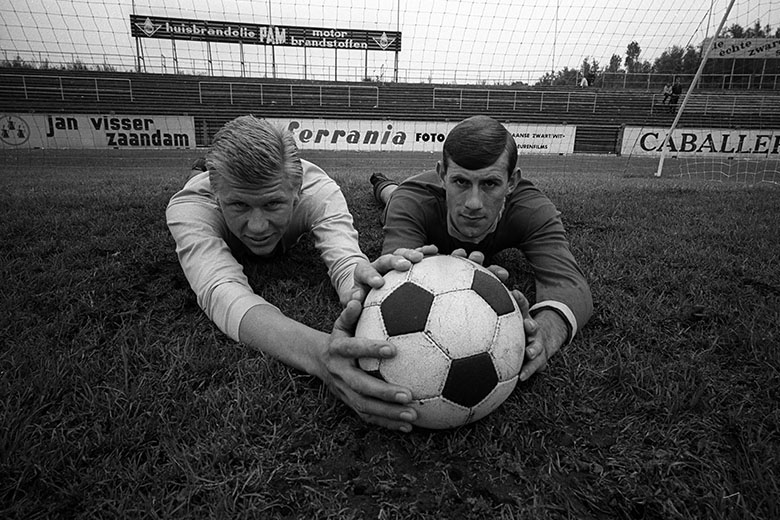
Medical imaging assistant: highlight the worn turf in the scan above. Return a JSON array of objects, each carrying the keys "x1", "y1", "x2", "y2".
[{"x1": 1, "y1": 149, "x2": 778, "y2": 519}]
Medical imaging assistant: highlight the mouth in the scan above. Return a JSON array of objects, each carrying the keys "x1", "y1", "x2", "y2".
[{"x1": 244, "y1": 235, "x2": 275, "y2": 247}]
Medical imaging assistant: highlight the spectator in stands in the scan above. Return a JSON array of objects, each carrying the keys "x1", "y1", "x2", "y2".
[
  {"x1": 661, "y1": 82, "x2": 672, "y2": 105},
  {"x1": 369, "y1": 115, "x2": 593, "y2": 383},
  {"x1": 669, "y1": 78, "x2": 683, "y2": 113},
  {"x1": 167, "y1": 115, "x2": 431, "y2": 433}
]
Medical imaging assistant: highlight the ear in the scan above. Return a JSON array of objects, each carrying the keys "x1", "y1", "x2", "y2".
[
  {"x1": 436, "y1": 160, "x2": 445, "y2": 182},
  {"x1": 507, "y1": 167, "x2": 520, "y2": 191}
]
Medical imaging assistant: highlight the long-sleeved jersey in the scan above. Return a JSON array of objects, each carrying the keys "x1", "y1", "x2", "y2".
[
  {"x1": 381, "y1": 169, "x2": 592, "y2": 342},
  {"x1": 167, "y1": 160, "x2": 368, "y2": 341}
]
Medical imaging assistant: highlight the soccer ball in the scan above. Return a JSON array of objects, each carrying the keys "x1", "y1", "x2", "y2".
[{"x1": 355, "y1": 255, "x2": 525, "y2": 429}]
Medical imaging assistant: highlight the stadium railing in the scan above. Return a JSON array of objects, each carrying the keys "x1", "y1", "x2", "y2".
[{"x1": 2, "y1": 70, "x2": 779, "y2": 135}]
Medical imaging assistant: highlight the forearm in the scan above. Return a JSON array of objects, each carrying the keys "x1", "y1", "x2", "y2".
[
  {"x1": 525, "y1": 246, "x2": 593, "y2": 337},
  {"x1": 331, "y1": 258, "x2": 368, "y2": 306},
  {"x1": 381, "y1": 193, "x2": 429, "y2": 255},
  {"x1": 238, "y1": 304, "x2": 327, "y2": 377},
  {"x1": 511, "y1": 193, "x2": 593, "y2": 335},
  {"x1": 167, "y1": 194, "x2": 268, "y2": 341}
]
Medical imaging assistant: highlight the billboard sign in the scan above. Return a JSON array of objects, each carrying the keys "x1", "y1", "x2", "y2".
[
  {"x1": 705, "y1": 37, "x2": 780, "y2": 59},
  {"x1": 0, "y1": 113, "x2": 195, "y2": 149},
  {"x1": 621, "y1": 126, "x2": 780, "y2": 157},
  {"x1": 266, "y1": 118, "x2": 575, "y2": 153},
  {"x1": 130, "y1": 14, "x2": 401, "y2": 52}
]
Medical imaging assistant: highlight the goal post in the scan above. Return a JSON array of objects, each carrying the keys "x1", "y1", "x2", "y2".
[
  {"x1": 654, "y1": 0, "x2": 780, "y2": 184},
  {"x1": 655, "y1": 0, "x2": 736, "y2": 177},
  {"x1": 1, "y1": 0, "x2": 778, "y2": 183}
]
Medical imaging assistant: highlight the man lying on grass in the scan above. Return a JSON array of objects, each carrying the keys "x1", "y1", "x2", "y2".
[
  {"x1": 167, "y1": 115, "x2": 431, "y2": 433},
  {"x1": 370, "y1": 115, "x2": 593, "y2": 381}
]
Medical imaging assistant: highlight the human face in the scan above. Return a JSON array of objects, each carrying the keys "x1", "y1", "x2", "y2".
[
  {"x1": 217, "y1": 176, "x2": 298, "y2": 256},
  {"x1": 438, "y1": 151, "x2": 517, "y2": 239}
]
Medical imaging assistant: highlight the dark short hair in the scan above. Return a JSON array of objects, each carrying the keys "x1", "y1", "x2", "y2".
[{"x1": 442, "y1": 116, "x2": 517, "y2": 178}]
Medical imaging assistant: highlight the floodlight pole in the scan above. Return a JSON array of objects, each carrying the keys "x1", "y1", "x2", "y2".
[
  {"x1": 267, "y1": 0, "x2": 277, "y2": 78},
  {"x1": 552, "y1": 1, "x2": 558, "y2": 76},
  {"x1": 394, "y1": 0, "x2": 400, "y2": 82},
  {"x1": 655, "y1": 0, "x2": 735, "y2": 177},
  {"x1": 240, "y1": 42, "x2": 245, "y2": 77},
  {"x1": 131, "y1": 0, "x2": 141, "y2": 73}
]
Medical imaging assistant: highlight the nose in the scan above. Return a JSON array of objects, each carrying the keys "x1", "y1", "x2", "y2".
[
  {"x1": 246, "y1": 208, "x2": 270, "y2": 234},
  {"x1": 464, "y1": 186, "x2": 483, "y2": 211}
]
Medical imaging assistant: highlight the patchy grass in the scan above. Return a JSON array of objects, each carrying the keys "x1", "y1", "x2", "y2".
[{"x1": 1, "y1": 149, "x2": 778, "y2": 519}]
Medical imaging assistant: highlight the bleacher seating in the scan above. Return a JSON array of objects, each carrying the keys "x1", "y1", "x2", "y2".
[{"x1": 2, "y1": 69, "x2": 779, "y2": 148}]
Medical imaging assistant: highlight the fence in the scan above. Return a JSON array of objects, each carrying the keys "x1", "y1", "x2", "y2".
[
  {"x1": 2, "y1": 72, "x2": 780, "y2": 128},
  {"x1": 197, "y1": 81, "x2": 379, "y2": 108},
  {"x1": 0, "y1": 73, "x2": 134, "y2": 102},
  {"x1": 597, "y1": 71, "x2": 780, "y2": 91}
]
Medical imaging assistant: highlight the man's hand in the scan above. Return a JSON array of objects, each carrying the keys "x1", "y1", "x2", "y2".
[
  {"x1": 350, "y1": 245, "x2": 439, "y2": 303},
  {"x1": 508, "y1": 290, "x2": 569, "y2": 381},
  {"x1": 518, "y1": 308, "x2": 569, "y2": 382},
  {"x1": 318, "y1": 300, "x2": 418, "y2": 432},
  {"x1": 451, "y1": 248, "x2": 509, "y2": 283}
]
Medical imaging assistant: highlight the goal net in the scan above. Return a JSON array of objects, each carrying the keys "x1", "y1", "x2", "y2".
[
  {"x1": 0, "y1": 0, "x2": 778, "y2": 183},
  {"x1": 648, "y1": 0, "x2": 780, "y2": 184},
  {"x1": 5, "y1": 0, "x2": 771, "y2": 84}
]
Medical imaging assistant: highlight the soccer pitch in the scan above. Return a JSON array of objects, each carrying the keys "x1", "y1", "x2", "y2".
[{"x1": 1, "y1": 148, "x2": 778, "y2": 519}]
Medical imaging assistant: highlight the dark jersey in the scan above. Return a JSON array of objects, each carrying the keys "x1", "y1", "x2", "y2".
[{"x1": 382, "y1": 169, "x2": 593, "y2": 337}]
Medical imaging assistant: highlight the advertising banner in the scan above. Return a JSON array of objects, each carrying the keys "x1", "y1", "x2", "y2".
[
  {"x1": 0, "y1": 113, "x2": 195, "y2": 149},
  {"x1": 267, "y1": 118, "x2": 576, "y2": 154},
  {"x1": 705, "y1": 37, "x2": 780, "y2": 59},
  {"x1": 130, "y1": 14, "x2": 402, "y2": 52},
  {"x1": 622, "y1": 126, "x2": 780, "y2": 157},
  {"x1": 1, "y1": 114, "x2": 575, "y2": 153}
]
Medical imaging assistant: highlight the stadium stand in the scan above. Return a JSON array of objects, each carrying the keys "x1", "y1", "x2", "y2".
[{"x1": 2, "y1": 68, "x2": 779, "y2": 149}]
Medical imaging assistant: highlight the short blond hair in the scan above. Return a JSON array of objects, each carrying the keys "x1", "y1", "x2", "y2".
[{"x1": 207, "y1": 115, "x2": 303, "y2": 193}]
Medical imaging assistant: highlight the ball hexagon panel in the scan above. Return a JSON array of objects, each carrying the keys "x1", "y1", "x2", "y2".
[
  {"x1": 413, "y1": 395, "x2": 471, "y2": 430},
  {"x1": 407, "y1": 255, "x2": 477, "y2": 295},
  {"x1": 426, "y1": 290, "x2": 498, "y2": 359},
  {"x1": 380, "y1": 282, "x2": 435, "y2": 337},
  {"x1": 490, "y1": 313, "x2": 526, "y2": 381},
  {"x1": 441, "y1": 352, "x2": 499, "y2": 407},
  {"x1": 470, "y1": 269, "x2": 517, "y2": 316},
  {"x1": 468, "y1": 377, "x2": 519, "y2": 424}
]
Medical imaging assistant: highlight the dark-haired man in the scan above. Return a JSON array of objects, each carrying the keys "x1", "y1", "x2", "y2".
[{"x1": 370, "y1": 115, "x2": 593, "y2": 381}]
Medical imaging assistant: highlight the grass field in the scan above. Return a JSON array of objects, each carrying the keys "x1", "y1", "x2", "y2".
[{"x1": 1, "y1": 148, "x2": 779, "y2": 519}]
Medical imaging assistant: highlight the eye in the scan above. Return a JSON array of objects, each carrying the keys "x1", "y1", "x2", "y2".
[
  {"x1": 229, "y1": 201, "x2": 249, "y2": 209},
  {"x1": 265, "y1": 200, "x2": 285, "y2": 210}
]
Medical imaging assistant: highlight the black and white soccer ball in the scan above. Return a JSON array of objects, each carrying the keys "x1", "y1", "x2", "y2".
[{"x1": 356, "y1": 254, "x2": 525, "y2": 429}]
